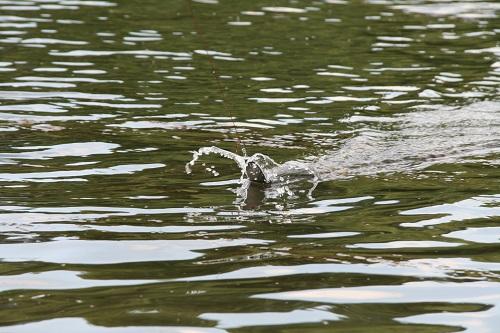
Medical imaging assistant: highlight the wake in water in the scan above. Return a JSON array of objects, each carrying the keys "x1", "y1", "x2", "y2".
[
  {"x1": 186, "y1": 101, "x2": 500, "y2": 200},
  {"x1": 315, "y1": 100, "x2": 500, "y2": 179}
]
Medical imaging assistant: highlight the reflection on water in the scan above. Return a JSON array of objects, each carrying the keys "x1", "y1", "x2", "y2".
[
  {"x1": 199, "y1": 307, "x2": 344, "y2": 329},
  {"x1": 0, "y1": 0, "x2": 499, "y2": 332},
  {"x1": 5, "y1": 318, "x2": 227, "y2": 333}
]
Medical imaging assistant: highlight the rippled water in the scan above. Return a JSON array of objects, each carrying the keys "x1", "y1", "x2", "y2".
[{"x1": 0, "y1": 0, "x2": 499, "y2": 332}]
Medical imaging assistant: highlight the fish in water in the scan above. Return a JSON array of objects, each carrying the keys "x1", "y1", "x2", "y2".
[
  {"x1": 245, "y1": 161, "x2": 268, "y2": 184},
  {"x1": 186, "y1": 146, "x2": 316, "y2": 185}
]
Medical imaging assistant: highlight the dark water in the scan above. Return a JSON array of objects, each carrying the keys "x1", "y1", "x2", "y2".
[{"x1": 0, "y1": 0, "x2": 499, "y2": 332}]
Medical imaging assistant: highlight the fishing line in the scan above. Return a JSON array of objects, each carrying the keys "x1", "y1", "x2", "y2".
[{"x1": 185, "y1": 0, "x2": 247, "y2": 156}]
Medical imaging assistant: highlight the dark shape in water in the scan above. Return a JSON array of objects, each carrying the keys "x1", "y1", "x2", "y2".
[
  {"x1": 245, "y1": 161, "x2": 268, "y2": 184},
  {"x1": 243, "y1": 180, "x2": 267, "y2": 210}
]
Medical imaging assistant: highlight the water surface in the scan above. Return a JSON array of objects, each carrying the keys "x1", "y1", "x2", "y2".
[{"x1": 0, "y1": 0, "x2": 499, "y2": 332}]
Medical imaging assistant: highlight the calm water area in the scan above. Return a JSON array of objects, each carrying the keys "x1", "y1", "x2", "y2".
[{"x1": 0, "y1": 0, "x2": 499, "y2": 332}]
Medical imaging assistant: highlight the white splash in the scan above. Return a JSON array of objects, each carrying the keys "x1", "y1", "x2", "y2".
[{"x1": 186, "y1": 146, "x2": 316, "y2": 184}]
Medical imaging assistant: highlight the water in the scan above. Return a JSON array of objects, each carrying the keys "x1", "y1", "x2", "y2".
[{"x1": 0, "y1": 0, "x2": 499, "y2": 332}]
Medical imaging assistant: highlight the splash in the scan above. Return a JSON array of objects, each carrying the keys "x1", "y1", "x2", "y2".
[
  {"x1": 186, "y1": 146, "x2": 316, "y2": 184},
  {"x1": 186, "y1": 146, "x2": 247, "y2": 177}
]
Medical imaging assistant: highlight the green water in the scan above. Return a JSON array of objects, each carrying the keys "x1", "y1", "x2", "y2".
[{"x1": 0, "y1": 0, "x2": 499, "y2": 332}]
